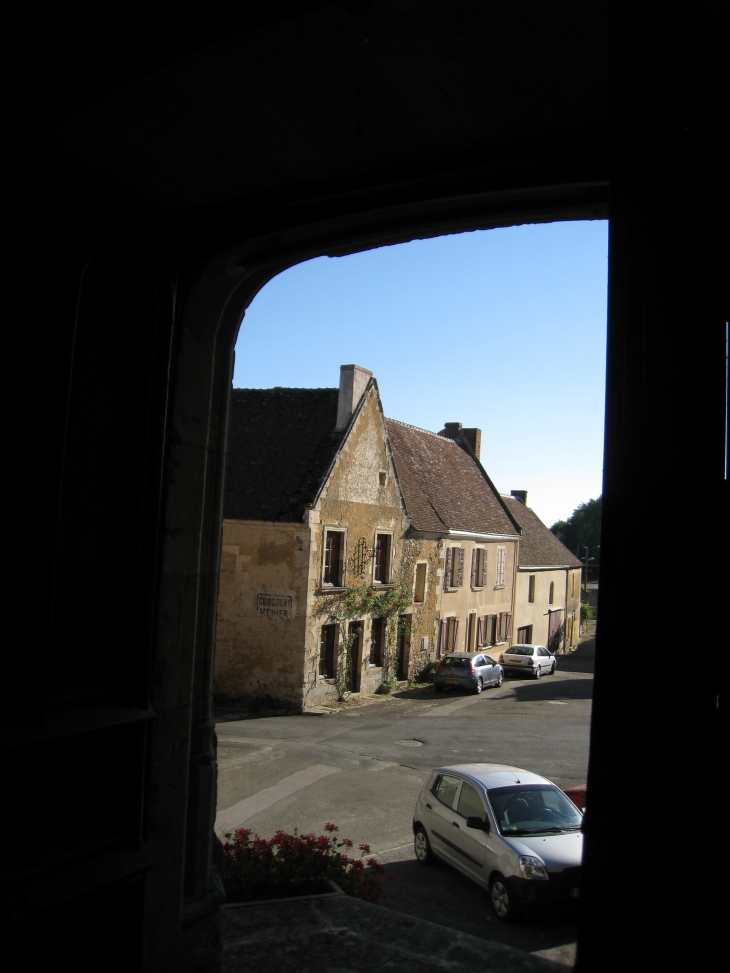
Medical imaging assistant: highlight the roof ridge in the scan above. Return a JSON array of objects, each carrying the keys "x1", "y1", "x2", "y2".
[
  {"x1": 232, "y1": 386, "x2": 337, "y2": 392},
  {"x1": 385, "y1": 416, "x2": 449, "y2": 440}
]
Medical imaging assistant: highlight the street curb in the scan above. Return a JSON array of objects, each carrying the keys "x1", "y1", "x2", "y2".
[{"x1": 224, "y1": 879, "x2": 345, "y2": 909}]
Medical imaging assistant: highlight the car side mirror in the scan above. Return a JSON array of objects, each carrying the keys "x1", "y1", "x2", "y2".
[{"x1": 466, "y1": 815, "x2": 489, "y2": 833}]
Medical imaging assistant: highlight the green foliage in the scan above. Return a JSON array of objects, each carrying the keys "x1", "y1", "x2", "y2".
[
  {"x1": 580, "y1": 601, "x2": 594, "y2": 624},
  {"x1": 323, "y1": 582, "x2": 413, "y2": 623},
  {"x1": 551, "y1": 496, "x2": 602, "y2": 555},
  {"x1": 221, "y1": 823, "x2": 389, "y2": 904}
]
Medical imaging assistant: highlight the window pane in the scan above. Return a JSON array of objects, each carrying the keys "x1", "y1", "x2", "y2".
[
  {"x1": 414, "y1": 563, "x2": 427, "y2": 602},
  {"x1": 434, "y1": 774, "x2": 461, "y2": 808},
  {"x1": 457, "y1": 782, "x2": 485, "y2": 819}
]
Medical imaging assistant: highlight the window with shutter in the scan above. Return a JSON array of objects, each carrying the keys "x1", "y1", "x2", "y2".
[
  {"x1": 496, "y1": 547, "x2": 506, "y2": 586},
  {"x1": 480, "y1": 549, "x2": 487, "y2": 587},
  {"x1": 456, "y1": 548, "x2": 464, "y2": 587},
  {"x1": 437, "y1": 619, "x2": 447, "y2": 657},
  {"x1": 370, "y1": 617, "x2": 384, "y2": 666},
  {"x1": 475, "y1": 615, "x2": 483, "y2": 647},
  {"x1": 443, "y1": 547, "x2": 453, "y2": 590},
  {"x1": 470, "y1": 549, "x2": 477, "y2": 588},
  {"x1": 319, "y1": 624, "x2": 337, "y2": 677},
  {"x1": 528, "y1": 575, "x2": 536, "y2": 603},
  {"x1": 505, "y1": 611, "x2": 513, "y2": 640},
  {"x1": 450, "y1": 617, "x2": 459, "y2": 652}
]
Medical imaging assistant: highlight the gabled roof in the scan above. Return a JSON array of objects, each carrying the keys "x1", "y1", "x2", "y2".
[
  {"x1": 502, "y1": 496, "x2": 583, "y2": 568},
  {"x1": 224, "y1": 388, "x2": 343, "y2": 522},
  {"x1": 385, "y1": 419, "x2": 519, "y2": 537}
]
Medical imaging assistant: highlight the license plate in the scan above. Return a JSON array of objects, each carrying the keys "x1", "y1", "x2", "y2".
[
  {"x1": 446, "y1": 679, "x2": 460, "y2": 684},
  {"x1": 570, "y1": 888, "x2": 580, "y2": 898}
]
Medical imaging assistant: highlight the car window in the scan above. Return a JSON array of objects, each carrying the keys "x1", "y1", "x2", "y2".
[
  {"x1": 488, "y1": 784, "x2": 583, "y2": 835},
  {"x1": 473, "y1": 656, "x2": 484, "y2": 667},
  {"x1": 509, "y1": 646, "x2": 535, "y2": 656},
  {"x1": 457, "y1": 781, "x2": 485, "y2": 819},
  {"x1": 440, "y1": 658, "x2": 470, "y2": 668},
  {"x1": 432, "y1": 774, "x2": 462, "y2": 808},
  {"x1": 538, "y1": 648, "x2": 548, "y2": 657}
]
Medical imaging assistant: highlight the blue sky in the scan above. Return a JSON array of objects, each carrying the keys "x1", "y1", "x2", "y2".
[{"x1": 233, "y1": 220, "x2": 608, "y2": 528}]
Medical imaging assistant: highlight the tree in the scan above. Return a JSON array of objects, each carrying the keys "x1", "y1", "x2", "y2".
[{"x1": 550, "y1": 496, "x2": 602, "y2": 555}]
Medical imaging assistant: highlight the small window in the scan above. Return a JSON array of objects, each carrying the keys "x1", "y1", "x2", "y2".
[
  {"x1": 323, "y1": 529, "x2": 345, "y2": 586},
  {"x1": 373, "y1": 533, "x2": 392, "y2": 584},
  {"x1": 496, "y1": 547, "x2": 506, "y2": 586},
  {"x1": 549, "y1": 581, "x2": 555, "y2": 605},
  {"x1": 369, "y1": 616, "x2": 384, "y2": 666},
  {"x1": 457, "y1": 781, "x2": 485, "y2": 819},
  {"x1": 433, "y1": 774, "x2": 461, "y2": 809},
  {"x1": 528, "y1": 575, "x2": 536, "y2": 603},
  {"x1": 414, "y1": 563, "x2": 427, "y2": 603},
  {"x1": 516, "y1": 624, "x2": 533, "y2": 643},
  {"x1": 378, "y1": 471, "x2": 387, "y2": 487}
]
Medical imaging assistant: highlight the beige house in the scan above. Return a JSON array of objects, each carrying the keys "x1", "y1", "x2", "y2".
[
  {"x1": 386, "y1": 420, "x2": 521, "y2": 660},
  {"x1": 215, "y1": 364, "x2": 415, "y2": 712},
  {"x1": 502, "y1": 492, "x2": 583, "y2": 652}
]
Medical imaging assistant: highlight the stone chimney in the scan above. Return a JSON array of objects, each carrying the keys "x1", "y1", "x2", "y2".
[
  {"x1": 439, "y1": 422, "x2": 462, "y2": 440},
  {"x1": 461, "y1": 428, "x2": 481, "y2": 459},
  {"x1": 335, "y1": 364, "x2": 373, "y2": 431},
  {"x1": 510, "y1": 490, "x2": 528, "y2": 505}
]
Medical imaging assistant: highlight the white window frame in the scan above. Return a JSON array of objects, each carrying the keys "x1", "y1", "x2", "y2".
[
  {"x1": 495, "y1": 546, "x2": 506, "y2": 587},
  {"x1": 321, "y1": 526, "x2": 347, "y2": 588},
  {"x1": 413, "y1": 561, "x2": 428, "y2": 603}
]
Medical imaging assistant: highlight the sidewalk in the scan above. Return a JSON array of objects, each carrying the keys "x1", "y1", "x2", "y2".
[{"x1": 223, "y1": 893, "x2": 568, "y2": 973}]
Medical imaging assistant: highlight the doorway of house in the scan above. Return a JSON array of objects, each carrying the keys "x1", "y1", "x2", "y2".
[{"x1": 396, "y1": 615, "x2": 412, "y2": 681}]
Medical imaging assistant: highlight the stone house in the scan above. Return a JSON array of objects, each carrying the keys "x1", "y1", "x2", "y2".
[
  {"x1": 215, "y1": 364, "x2": 414, "y2": 712},
  {"x1": 385, "y1": 420, "x2": 521, "y2": 660},
  {"x1": 502, "y1": 492, "x2": 583, "y2": 652}
]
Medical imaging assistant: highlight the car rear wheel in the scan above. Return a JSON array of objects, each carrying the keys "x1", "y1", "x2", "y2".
[
  {"x1": 534, "y1": 665, "x2": 541, "y2": 679},
  {"x1": 475, "y1": 678, "x2": 483, "y2": 694},
  {"x1": 549, "y1": 661, "x2": 556, "y2": 675},
  {"x1": 490, "y1": 874, "x2": 517, "y2": 922},
  {"x1": 414, "y1": 827, "x2": 435, "y2": 866},
  {"x1": 434, "y1": 684, "x2": 444, "y2": 692}
]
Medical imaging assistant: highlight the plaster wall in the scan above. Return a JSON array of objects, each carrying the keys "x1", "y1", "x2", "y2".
[
  {"x1": 513, "y1": 566, "x2": 572, "y2": 649},
  {"x1": 439, "y1": 539, "x2": 518, "y2": 653},
  {"x1": 214, "y1": 520, "x2": 310, "y2": 710}
]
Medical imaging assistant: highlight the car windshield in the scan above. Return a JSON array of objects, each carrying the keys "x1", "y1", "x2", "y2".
[
  {"x1": 508, "y1": 647, "x2": 535, "y2": 656},
  {"x1": 440, "y1": 658, "x2": 470, "y2": 668},
  {"x1": 488, "y1": 784, "x2": 582, "y2": 835}
]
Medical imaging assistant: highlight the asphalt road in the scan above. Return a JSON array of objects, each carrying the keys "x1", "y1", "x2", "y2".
[{"x1": 215, "y1": 641, "x2": 594, "y2": 960}]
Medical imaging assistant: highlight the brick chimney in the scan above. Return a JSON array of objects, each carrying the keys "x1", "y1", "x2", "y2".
[
  {"x1": 510, "y1": 490, "x2": 528, "y2": 505},
  {"x1": 335, "y1": 364, "x2": 373, "y2": 431}
]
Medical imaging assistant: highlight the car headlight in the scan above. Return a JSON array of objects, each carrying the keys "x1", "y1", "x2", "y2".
[{"x1": 519, "y1": 856, "x2": 548, "y2": 881}]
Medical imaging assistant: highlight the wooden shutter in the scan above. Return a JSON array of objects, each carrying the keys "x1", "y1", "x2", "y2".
[
  {"x1": 470, "y1": 549, "x2": 477, "y2": 587},
  {"x1": 437, "y1": 619, "x2": 446, "y2": 656},
  {"x1": 480, "y1": 550, "x2": 487, "y2": 586},
  {"x1": 443, "y1": 547, "x2": 453, "y2": 589},
  {"x1": 475, "y1": 615, "x2": 483, "y2": 647},
  {"x1": 505, "y1": 611, "x2": 513, "y2": 640},
  {"x1": 456, "y1": 549, "x2": 464, "y2": 587},
  {"x1": 451, "y1": 618, "x2": 459, "y2": 651}
]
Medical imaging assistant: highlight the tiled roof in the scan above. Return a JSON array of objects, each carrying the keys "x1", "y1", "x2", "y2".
[
  {"x1": 502, "y1": 497, "x2": 583, "y2": 568},
  {"x1": 224, "y1": 388, "x2": 343, "y2": 521},
  {"x1": 385, "y1": 419, "x2": 519, "y2": 536}
]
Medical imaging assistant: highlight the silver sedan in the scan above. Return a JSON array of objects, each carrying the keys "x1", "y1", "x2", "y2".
[{"x1": 499, "y1": 644, "x2": 556, "y2": 679}]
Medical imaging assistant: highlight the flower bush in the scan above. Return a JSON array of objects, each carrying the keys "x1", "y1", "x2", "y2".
[{"x1": 221, "y1": 823, "x2": 389, "y2": 904}]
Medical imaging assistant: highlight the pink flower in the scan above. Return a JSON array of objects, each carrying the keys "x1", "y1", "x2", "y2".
[
  {"x1": 359, "y1": 843, "x2": 371, "y2": 853},
  {"x1": 341, "y1": 838, "x2": 353, "y2": 847},
  {"x1": 324, "y1": 822, "x2": 339, "y2": 833}
]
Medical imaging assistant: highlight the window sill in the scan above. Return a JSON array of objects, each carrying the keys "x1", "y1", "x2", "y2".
[
  {"x1": 445, "y1": 587, "x2": 461, "y2": 593},
  {"x1": 318, "y1": 585, "x2": 347, "y2": 593},
  {"x1": 471, "y1": 586, "x2": 484, "y2": 592},
  {"x1": 493, "y1": 584, "x2": 506, "y2": 590},
  {"x1": 371, "y1": 582, "x2": 394, "y2": 588}
]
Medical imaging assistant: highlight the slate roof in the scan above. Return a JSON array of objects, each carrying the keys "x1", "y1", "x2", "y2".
[
  {"x1": 224, "y1": 388, "x2": 343, "y2": 522},
  {"x1": 385, "y1": 419, "x2": 519, "y2": 537},
  {"x1": 502, "y1": 496, "x2": 583, "y2": 568}
]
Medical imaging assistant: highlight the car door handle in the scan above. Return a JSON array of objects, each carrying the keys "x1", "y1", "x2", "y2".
[
  {"x1": 426, "y1": 803, "x2": 432, "y2": 809},
  {"x1": 452, "y1": 821, "x2": 460, "y2": 828}
]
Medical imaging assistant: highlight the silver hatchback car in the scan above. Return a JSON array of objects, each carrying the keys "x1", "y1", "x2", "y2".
[
  {"x1": 413, "y1": 763, "x2": 583, "y2": 920},
  {"x1": 433, "y1": 652, "x2": 504, "y2": 694},
  {"x1": 499, "y1": 644, "x2": 556, "y2": 679}
]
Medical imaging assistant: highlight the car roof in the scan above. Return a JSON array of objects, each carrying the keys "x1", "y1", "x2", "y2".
[
  {"x1": 441, "y1": 651, "x2": 485, "y2": 659},
  {"x1": 505, "y1": 644, "x2": 544, "y2": 651},
  {"x1": 433, "y1": 763, "x2": 551, "y2": 789}
]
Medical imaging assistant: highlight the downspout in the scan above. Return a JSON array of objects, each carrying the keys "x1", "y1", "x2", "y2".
[{"x1": 563, "y1": 568, "x2": 570, "y2": 653}]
